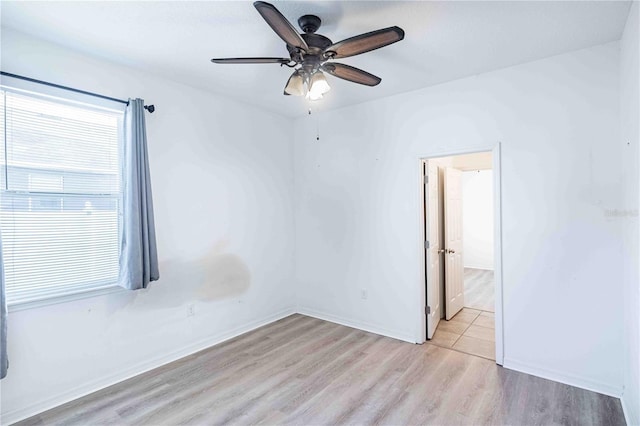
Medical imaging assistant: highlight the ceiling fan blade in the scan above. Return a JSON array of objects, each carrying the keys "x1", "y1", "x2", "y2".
[
  {"x1": 322, "y1": 63, "x2": 381, "y2": 86},
  {"x1": 211, "y1": 57, "x2": 291, "y2": 64},
  {"x1": 324, "y1": 26, "x2": 404, "y2": 59},
  {"x1": 254, "y1": 1, "x2": 309, "y2": 52}
]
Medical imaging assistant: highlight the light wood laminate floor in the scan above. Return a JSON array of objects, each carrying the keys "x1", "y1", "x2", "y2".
[
  {"x1": 464, "y1": 268, "x2": 494, "y2": 312},
  {"x1": 17, "y1": 314, "x2": 625, "y2": 426}
]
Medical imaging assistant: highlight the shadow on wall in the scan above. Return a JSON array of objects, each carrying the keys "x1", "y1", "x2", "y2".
[{"x1": 105, "y1": 242, "x2": 251, "y2": 313}]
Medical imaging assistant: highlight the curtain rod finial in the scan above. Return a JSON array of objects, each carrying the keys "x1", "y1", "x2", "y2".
[{"x1": 144, "y1": 105, "x2": 155, "y2": 113}]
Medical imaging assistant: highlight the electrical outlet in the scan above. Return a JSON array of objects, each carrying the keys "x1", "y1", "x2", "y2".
[
  {"x1": 187, "y1": 303, "x2": 196, "y2": 317},
  {"x1": 361, "y1": 289, "x2": 368, "y2": 300}
]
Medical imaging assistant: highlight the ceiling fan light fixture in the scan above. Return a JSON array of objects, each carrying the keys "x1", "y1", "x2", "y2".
[
  {"x1": 309, "y1": 71, "x2": 331, "y2": 96},
  {"x1": 284, "y1": 70, "x2": 305, "y2": 96}
]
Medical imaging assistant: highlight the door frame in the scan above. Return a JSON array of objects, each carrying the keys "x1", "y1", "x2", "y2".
[{"x1": 416, "y1": 143, "x2": 504, "y2": 365}]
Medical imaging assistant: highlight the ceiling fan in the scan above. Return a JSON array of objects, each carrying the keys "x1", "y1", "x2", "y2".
[{"x1": 211, "y1": 1, "x2": 405, "y2": 101}]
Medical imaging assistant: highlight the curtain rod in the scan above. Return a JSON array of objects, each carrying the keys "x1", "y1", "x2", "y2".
[{"x1": 0, "y1": 71, "x2": 155, "y2": 113}]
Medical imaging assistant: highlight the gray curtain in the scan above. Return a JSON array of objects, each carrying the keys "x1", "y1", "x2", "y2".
[
  {"x1": 1, "y1": 225, "x2": 7, "y2": 379},
  {"x1": 119, "y1": 99, "x2": 159, "y2": 290}
]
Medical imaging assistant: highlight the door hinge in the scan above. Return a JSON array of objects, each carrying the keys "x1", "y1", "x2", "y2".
[
  {"x1": 424, "y1": 174, "x2": 428, "y2": 184},
  {"x1": 424, "y1": 240, "x2": 430, "y2": 249},
  {"x1": 426, "y1": 306, "x2": 431, "y2": 315}
]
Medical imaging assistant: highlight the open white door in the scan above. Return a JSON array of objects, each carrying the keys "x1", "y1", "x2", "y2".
[
  {"x1": 444, "y1": 167, "x2": 464, "y2": 320},
  {"x1": 425, "y1": 161, "x2": 441, "y2": 339}
]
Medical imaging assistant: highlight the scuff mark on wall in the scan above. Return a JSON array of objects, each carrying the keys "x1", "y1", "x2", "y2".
[
  {"x1": 196, "y1": 251, "x2": 251, "y2": 300},
  {"x1": 117, "y1": 241, "x2": 252, "y2": 311}
]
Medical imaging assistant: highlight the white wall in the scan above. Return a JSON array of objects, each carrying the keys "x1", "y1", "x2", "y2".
[
  {"x1": 462, "y1": 170, "x2": 494, "y2": 270},
  {"x1": 0, "y1": 29, "x2": 296, "y2": 424},
  {"x1": 620, "y1": 2, "x2": 640, "y2": 424},
  {"x1": 293, "y1": 42, "x2": 624, "y2": 395}
]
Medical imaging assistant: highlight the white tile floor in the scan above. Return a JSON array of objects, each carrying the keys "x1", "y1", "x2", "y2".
[{"x1": 428, "y1": 308, "x2": 496, "y2": 360}]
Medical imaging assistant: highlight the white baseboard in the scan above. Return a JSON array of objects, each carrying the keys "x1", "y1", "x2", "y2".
[
  {"x1": 1, "y1": 307, "x2": 296, "y2": 425},
  {"x1": 297, "y1": 306, "x2": 417, "y2": 344},
  {"x1": 622, "y1": 392, "x2": 640, "y2": 426},
  {"x1": 503, "y1": 358, "x2": 623, "y2": 398}
]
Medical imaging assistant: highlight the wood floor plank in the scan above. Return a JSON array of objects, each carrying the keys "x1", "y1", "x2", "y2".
[
  {"x1": 282, "y1": 336, "x2": 405, "y2": 424},
  {"x1": 15, "y1": 314, "x2": 626, "y2": 426}
]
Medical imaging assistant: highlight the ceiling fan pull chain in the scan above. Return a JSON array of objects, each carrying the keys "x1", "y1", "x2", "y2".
[
  {"x1": 315, "y1": 107, "x2": 320, "y2": 141},
  {"x1": 306, "y1": 106, "x2": 320, "y2": 141}
]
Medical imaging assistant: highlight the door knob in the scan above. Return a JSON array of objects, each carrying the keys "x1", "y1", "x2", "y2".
[
  {"x1": 447, "y1": 249, "x2": 455, "y2": 254},
  {"x1": 437, "y1": 249, "x2": 446, "y2": 254}
]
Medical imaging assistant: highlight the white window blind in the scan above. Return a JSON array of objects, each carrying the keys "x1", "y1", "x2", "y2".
[{"x1": 0, "y1": 88, "x2": 124, "y2": 304}]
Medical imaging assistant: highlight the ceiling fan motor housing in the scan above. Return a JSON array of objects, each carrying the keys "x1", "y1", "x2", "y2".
[
  {"x1": 287, "y1": 15, "x2": 333, "y2": 62},
  {"x1": 288, "y1": 33, "x2": 332, "y2": 53},
  {"x1": 287, "y1": 23, "x2": 333, "y2": 71}
]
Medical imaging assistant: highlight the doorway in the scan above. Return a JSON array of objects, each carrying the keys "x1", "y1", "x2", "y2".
[{"x1": 418, "y1": 147, "x2": 503, "y2": 364}]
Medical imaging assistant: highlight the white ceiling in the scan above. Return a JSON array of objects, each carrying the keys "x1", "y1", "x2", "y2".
[{"x1": 0, "y1": 1, "x2": 632, "y2": 118}]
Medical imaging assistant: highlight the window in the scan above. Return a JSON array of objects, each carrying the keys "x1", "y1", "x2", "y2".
[{"x1": 0, "y1": 88, "x2": 124, "y2": 305}]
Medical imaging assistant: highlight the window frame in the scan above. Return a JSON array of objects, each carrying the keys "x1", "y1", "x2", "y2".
[{"x1": 0, "y1": 80, "x2": 127, "y2": 310}]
